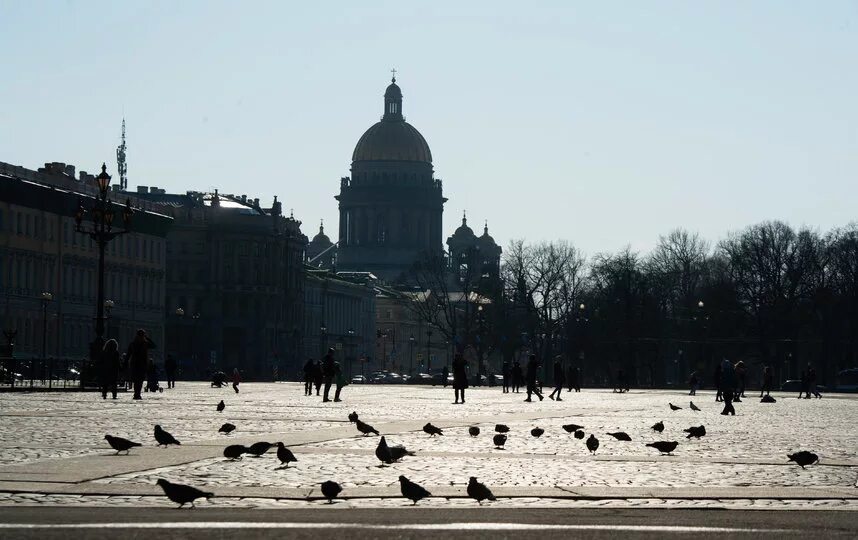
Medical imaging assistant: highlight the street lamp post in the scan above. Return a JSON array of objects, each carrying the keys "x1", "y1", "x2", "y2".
[
  {"x1": 40, "y1": 292, "x2": 53, "y2": 361},
  {"x1": 74, "y1": 164, "x2": 133, "y2": 384},
  {"x1": 103, "y1": 299, "x2": 114, "y2": 339},
  {"x1": 347, "y1": 327, "x2": 355, "y2": 378},
  {"x1": 408, "y1": 334, "x2": 415, "y2": 376},
  {"x1": 477, "y1": 305, "x2": 484, "y2": 385}
]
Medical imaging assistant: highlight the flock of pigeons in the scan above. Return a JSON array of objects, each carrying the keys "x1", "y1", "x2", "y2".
[{"x1": 102, "y1": 397, "x2": 821, "y2": 508}]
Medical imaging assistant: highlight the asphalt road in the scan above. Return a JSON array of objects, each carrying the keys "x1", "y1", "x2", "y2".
[{"x1": 0, "y1": 507, "x2": 856, "y2": 539}]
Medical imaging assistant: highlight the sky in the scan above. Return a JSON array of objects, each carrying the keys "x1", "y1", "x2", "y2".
[{"x1": 1, "y1": 0, "x2": 856, "y2": 258}]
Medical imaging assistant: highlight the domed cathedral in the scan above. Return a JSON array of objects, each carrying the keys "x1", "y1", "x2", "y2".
[
  {"x1": 306, "y1": 221, "x2": 336, "y2": 269},
  {"x1": 446, "y1": 213, "x2": 502, "y2": 290},
  {"x1": 335, "y1": 75, "x2": 447, "y2": 282}
]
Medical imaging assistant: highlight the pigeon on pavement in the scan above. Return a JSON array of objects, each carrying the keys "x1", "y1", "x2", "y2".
[
  {"x1": 468, "y1": 426, "x2": 480, "y2": 437},
  {"x1": 493, "y1": 434, "x2": 507, "y2": 449},
  {"x1": 423, "y1": 423, "x2": 444, "y2": 437},
  {"x1": 574, "y1": 430, "x2": 585, "y2": 439},
  {"x1": 321, "y1": 480, "x2": 342, "y2": 503},
  {"x1": 223, "y1": 444, "x2": 248, "y2": 460},
  {"x1": 646, "y1": 441, "x2": 679, "y2": 455},
  {"x1": 788, "y1": 451, "x2": 819, "y2": 469},
  {"x1": 651, "y1": 421, "x2": 665, "y2": 433},
  {"x1": 669, "y1": 403, "x2": 682, "y2": 411},
  {"x1": 467, "y1": 476, "x2": 496, "y2": 504},
  {"x1": 217, "y1": 400, "x2": 225, "y2": 412},
  {"x1": 495, "y1": 424, "x2": 510, "y2": 433},
  {"x1": 154, "y1": 425, "x2": 181, "y2": 447},
  {"x1": 156, "y1": 479, "x2": 213, "y2": 509},
  {"x1": 356, "y1": 418, "x2": 380, "y2": 436},
  {"x1": 348, "y1": 411, "x2": 359, "y2": 423},
  {"x1": 276, "y1": 442, "x2": 297, "y2": 468},
  {"x1": 690, "y1": 401, "x2": 701, "y2": 411},
  {"x1": 684, "y1": 425, "x2": 706, "y2": 439},
  {"x1": 586, "y1": 434, "x2": 599, "y2": 454},
  {"x1": 247, "y1": 441, "x2": 273, "y2": 457},
  {"x1": 104, "y1": 435, "x2": 141, "y2": 455},
  {"x1": 399, "y1": 475, "x2": 432, "y2": 505},
  {"x1": 218, "y1": 423, "x2": 236, "y2": 435},
  {"x1": 562, "y1": 424, "x2": 584, "y2": 433},
  {"x1": 531, "y1": 427, "x2": 544, "y2": 438},
  {"x1": 607, "y1": 432, "x2": 632, "y2": 441},
  {"x1": 375, "y1": 436, "x2": 414, "y2": 465}
]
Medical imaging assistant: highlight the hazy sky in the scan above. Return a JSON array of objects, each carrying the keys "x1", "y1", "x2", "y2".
[{"x1": 2, "y1": 1, "x2": 856, "y2": 257}]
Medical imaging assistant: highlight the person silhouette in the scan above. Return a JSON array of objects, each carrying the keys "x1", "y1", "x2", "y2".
[
  {"x1": 452, "y1": 353, "x2": 468, "y2": 404},
  {"x1": 525, "y1": 354, "x2": 543, "y2": 402}
]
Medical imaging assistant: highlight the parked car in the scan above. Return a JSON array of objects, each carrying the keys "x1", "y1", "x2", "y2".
[
  {"x1": 350, "y1": 375, "x2": 366, "y2": 384},
  {"x1": 780, "y1": 379, "x2": 828, "y2": 393},
  {"x1": 410, "y1": 373, "x2": 435, "y2": 385}
]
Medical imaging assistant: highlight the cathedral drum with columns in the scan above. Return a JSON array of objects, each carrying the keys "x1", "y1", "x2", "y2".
[{"x1": 335, "y1": 76, "x2": 447, "y2": 282}]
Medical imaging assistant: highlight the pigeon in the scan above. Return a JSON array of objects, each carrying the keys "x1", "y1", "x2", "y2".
[
  {"x1": 468, "y1": 426, "x2": 480, "y2": 437},
  {"x1": 573, "y1": 430, "x2": 585, "y2": 439},
  {"x1": 586, "y1": 434, "x2": 599, "y2": 454},
  {"x1": 684, "y1": 425, "x2": 706, "y2": 439},
  {"x1": 104, "y1": 435, "x2": 141, "y2": 455},
  {"x1": 218, "y1": 423, "x2": 236, "y2": 435},
  {"x1": 493, "y1": 433, "x2": 507, "y2": 449},
  {"x1": 562, "y1": 424, "x2": 584, "y2": 433},
  {"x1": 399, "y1": 475, "x2": 431, "y2": 505},
  {"x1": 276, "y1": 442, "x2": 297, "y2": 468},
  {"x1": 154, "y1": 425, "x2": 181, "y2": 447},
  {"x1": 788, "y1": 451, "x2": 819, "y2": 469},
  {"x1": 531, "y1": 427, "x2": 544, "y2": 438},
  {"x1": 646, "y1": 441, "x2": 679, "y2": 455},
  {"x1": 495, "y1": 424, "x2": 510, "y2": 433},
  {"x1": 467, "y1": 476, "x2": 496, "y2": 504},
  {"x1": 375, "y1": 436, "x2": 414, "y2": 465},
  {"x1": 247, "y1": 441, "x2": 273, "y2": 457},
  {"x1": 423, "y1": 423, "x2": 443, "y2": 437},
  {"x1": 320, "y1": 480, "x2": 342, "y2": 503},
  {"x1": 669, "y1": 403, "x2": 682, "y2": 411},
  {"x1": 690, "y1": 401, "x2": 701, "y2": 411},
  {"x1": 216, "y1": 400, "x2": 225, "y2": 412},
  {"x1": 223, "y1": 444, "x2": 248, "y2": 460},
  {"x1": 156, "y1": 479, "x2": 213, "y2": 509},
  {"x1": 356, "y1": 418, "x2": 380, "y2": 436},
  {"x1": 607, "y1": 432, "x2": 632, "y2": 441},
  {"x1": 348, "y1": 411, "x2": 359, "y2": 423},
  {"x1": 651, "y1": 421, "x2": 665, "y2": 433}
]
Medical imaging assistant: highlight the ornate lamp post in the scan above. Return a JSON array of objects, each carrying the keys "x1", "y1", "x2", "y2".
[{"x1": 74, "y1": 164, "x2": 133, "y2": 374}]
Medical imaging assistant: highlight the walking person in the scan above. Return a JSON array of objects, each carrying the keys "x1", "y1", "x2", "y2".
[
  {"x1": 760, "y1": 365, "x2": 773, "y2": 398},
  {"x1": 322, "y1": 348, "x2": 336, "y2": 402},
  {"x1": 232, "y1": 367, "x2": 241, "y2": 393},
  {"x1": 126, "y1": 329, "x2": 156, "y2": 400},
  {"x1": 452, "y1": 353, "x2": 468, "y2": 404},
  {"x1": 165, "y1": 354, "x2": 177, "y2": 389},
  {"x1": 313, "y1": 360, "x2": 323, "y2": 396},
  {"x1": 688, "y1": 371, "x2": 699, "y2": 396},
  {"x1": 525, "y1": 354, "x2": 543, "y2": 402},
  {"x1": 303, "y1": 358, "x2": 314, "y2": 396},
  {"x1": 734, "y1": 361, "x2": 746, "y2": 401},
  {"x1": 720, "y1": 358, "x2": 736, "y2": 416},
  {"x1": 100, "y1": 339, "x2": 121, "y2": 399},
  {"x1": 548, "y1": 356, "x2": 565, "y2": 401},
  {"x1": 713, "y1": 361, "x2": 723, "y2": 402},
  {"x1": 502, "y1": 361, "x2": 511, "y2": 394},
  {"x1": 511, "y1": 360, "x2": 523, "y2": 393},
  {"x1": 808, "y1": 366, "x2": 822, "y2": 398},
  {"x1": 333, "y1": 361, "x2": 347, "y2": 402},
  {"x1": 798, "y1": 370, "x2": 807, "y2": 399}
]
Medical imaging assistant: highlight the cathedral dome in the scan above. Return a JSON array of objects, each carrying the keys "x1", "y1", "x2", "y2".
[
  {"x1": 477, "y1": 222, "x2": 498, "y2": 248},
  {"x1": 352, "y1": 76, "x2": 432, "y2": 164},
  {"x1": 450, "y1": 214, "x2": 476, "y2": 241}
]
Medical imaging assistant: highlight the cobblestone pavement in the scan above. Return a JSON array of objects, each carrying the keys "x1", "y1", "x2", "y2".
[{"x1": 1, "y1": 383, "x2": 857, "y2": 509}]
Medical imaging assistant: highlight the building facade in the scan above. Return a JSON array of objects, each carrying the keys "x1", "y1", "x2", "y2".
[
  {"x1": 128, "y1": 189, "x2": 307, "y2": 380},
  {"x1": 335, "y1": 77, "x2": 447, "y2": 282},
  {"x1": 0, "y1": 161, "x2": 171, "y2": 362}
]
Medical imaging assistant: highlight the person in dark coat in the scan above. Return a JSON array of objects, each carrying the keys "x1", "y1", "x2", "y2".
[
  {"x1": 525, "y1": 354, "x2": 543, "y2": 402},
  {"x1": 441, "y1": 364, "x2": 449, "y2": 388},
  {"x1": 511, "y1": 360, "x2": 523, "y2": 393},
  {"x1": 568, "y1": 365, "x2": 581, "y2": 392},
  {"x1": 100, "y1": 339, "x2": 121, "y2": 399},
  {"x1": 232, "y1": 367, "x2": 241, "y2": 393},
  {"x1": 127, "y1": 329, "x2": 156, "y2": 400},
  {"x1": 322, "y1": 348, "x2": 336, "y2": 402},
  {"x1": 720, "y1": 358, "x2": 736, "y2": 415},
  {"x1": 333, "y1": 361, "x2": 347, "y2": 402},
  {"x1": 713, "y1": 362, "x2": 723, "y2": 402},
  {"x1": 452, "y1": 353, "x2": 468, "y2": 404},
  {"x1": 303, "y1": 358, "x2": 314, "y2": 396},
  {"x1": 501, "y1": 361, "x2": 511, "y2": 393},
  {"x1": 760, "y1": 365, "x2": 773, "y2": 398},
  {"x1": 548, "y1": 357, "x2": 565, "y2": 401},
  {"x1": 688, "y1": 370, "x2": 699, "y2": 396},
  {"x1": 165, "y1": 354, "x2": 177, "y2": 389},
  {"x1": 312, "y1": 360, "x2": 323, "y2": 396}
]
